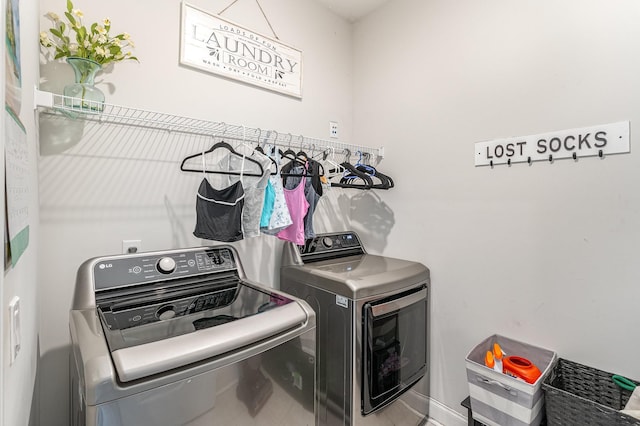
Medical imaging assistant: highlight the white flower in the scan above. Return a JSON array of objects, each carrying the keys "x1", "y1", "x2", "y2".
[
  {"x1": 39, "y1": 0, "x2": 137, "y2": 66},
  {"x1": 39, "y1": 31, "x2": 52, "y2": 47}
]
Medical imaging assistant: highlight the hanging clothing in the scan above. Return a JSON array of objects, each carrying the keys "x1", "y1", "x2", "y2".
[
  {"x1": 218, "y1": 149, "x2": 272, "y2": 238},
  {"x1": 262, "y1": 150, "x2": 292, "y2": 235},
  {"x1": 260, "y1": 179, "x2": 276, "y2": 228},
  {"x1": 193, "y1": 178, "x2": 245, "y2": 242},
  {"x1": 282, "y1": 160, "x2": 323, "y2": 240},
  {"x1": 276, "y1": 175, "x2": 309, "y2": 245}
]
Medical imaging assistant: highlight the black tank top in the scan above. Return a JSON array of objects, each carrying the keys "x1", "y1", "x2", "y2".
[{"x1": 193, "y1": 178, "x2": 245, "y2": 242}]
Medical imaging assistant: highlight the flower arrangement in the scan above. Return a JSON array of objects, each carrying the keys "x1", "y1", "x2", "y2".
[{"x1": 39, "y1": 0, "x2": 138, "y2": 66}]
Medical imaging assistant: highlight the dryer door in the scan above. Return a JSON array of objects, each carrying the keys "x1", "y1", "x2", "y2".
[{"x1": 362, "y1": 285, "x2": 427, "y2": 415}]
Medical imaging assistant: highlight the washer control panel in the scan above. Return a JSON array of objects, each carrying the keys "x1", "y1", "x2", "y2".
[
  {"x1": 300, "y1": 232, "x2": 363, "y2": 257},
  {"x1": 93, "y1": 247, "x2": 236, "y2": 291}
]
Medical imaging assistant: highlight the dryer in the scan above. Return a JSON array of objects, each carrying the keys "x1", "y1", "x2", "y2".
[
  {"x1": 280, "y1": 231, "x2": 430, "y2": 426},
  {"x1": 70, "y1": 245, "x2": 316, "y2": 426}
]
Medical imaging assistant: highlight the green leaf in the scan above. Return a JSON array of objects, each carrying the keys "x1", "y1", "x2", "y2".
[
  {"x1": 60, "y1": 22, "x2": 66, "y2": 33},
  {"x1": 66, "y1": 0, "x2": 73, "y2": 13},
  {"x1": 64, "y1": 12, "x2": 76, "y2": 26},
  {"x1": 50, "y1": 28, "x2": 63, "y2": 38}
]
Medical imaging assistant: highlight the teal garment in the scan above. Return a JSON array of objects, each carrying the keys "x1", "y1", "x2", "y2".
[{"x1": 260, "y1": 179, "x2": 276, "y2": 228}]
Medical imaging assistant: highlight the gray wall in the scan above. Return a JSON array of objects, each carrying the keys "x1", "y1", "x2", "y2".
[
  {"x1": 36, "y1": 0, "x2": 359, "y2": 424},
  {"x1": 354, "y1": 0, "x2": 640, "y2": 421}
]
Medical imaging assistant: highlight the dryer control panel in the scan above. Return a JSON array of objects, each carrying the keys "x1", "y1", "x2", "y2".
[{"x1": 300, "y1": 232, "x2": 365, "y2": 262}]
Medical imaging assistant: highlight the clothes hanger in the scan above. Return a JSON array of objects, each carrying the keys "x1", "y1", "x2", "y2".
[
  {"x1": 329, "y1": 149, "x2": 373, "y2": 189},
  {"x1": 355, "y1": 152, "x2": 394, "y2": 189},
  {"x1": 281, "y1": 133, "x2": 297, "y2": 162},
  {"x1": 254, "y1": 128, "x2": 278, "y2": 175},
  {"x1": 322, "y1": 146, "x2": 344, "y2": 178},
  {"x1": 280, "y1": 134, "x2": 313, "y2": 178},
  {"x1": 180, "y1": 126, "x2": 264, "y2": 177}
]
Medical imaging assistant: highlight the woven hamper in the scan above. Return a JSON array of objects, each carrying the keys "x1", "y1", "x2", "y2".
[{"x1": 543, "y1": 358, "x2": 640, "y2": 426}]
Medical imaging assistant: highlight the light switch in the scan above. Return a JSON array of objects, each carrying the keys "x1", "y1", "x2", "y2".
[{"x1": 9, "y1": 296, "x2": 20, "y2": 364}]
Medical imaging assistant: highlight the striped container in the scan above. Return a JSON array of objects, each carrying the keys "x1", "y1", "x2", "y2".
[{"x1": 466, "y1": 335, "x2": 557, "y2": 426}]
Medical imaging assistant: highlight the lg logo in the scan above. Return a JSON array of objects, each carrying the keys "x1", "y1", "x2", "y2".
[{"x1": 98, "y1": 263, "x2": 113, "y2": 269}]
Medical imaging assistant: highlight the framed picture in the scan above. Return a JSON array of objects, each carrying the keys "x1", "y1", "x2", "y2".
[{"x1": 180, "y1": 2, "x2": 303, "y2": 98}]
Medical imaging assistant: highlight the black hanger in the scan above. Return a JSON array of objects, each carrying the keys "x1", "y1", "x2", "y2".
[
  {"x1": 331, "y1": 162, "x2": 374, "y2": 189},
  {"x1": 180, "y1": 141, "x2": 264, "y2": 177},
  {"x1": 254, "y1": 145, "x2": 278, "y2": 175},
  {"x1": 355, "y1": 153, "x2": 394, "y2": 189}
]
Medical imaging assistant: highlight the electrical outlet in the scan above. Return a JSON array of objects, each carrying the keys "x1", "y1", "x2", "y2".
[
  {"x1": 122, "y1": 239, "x2": 142, "y2": 254},
  {"x1": 329, "y1": 121, "x2": 338, "y2": 139}
]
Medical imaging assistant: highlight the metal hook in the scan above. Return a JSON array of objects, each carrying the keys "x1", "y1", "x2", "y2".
[
  {"x1": 572, "y1": 152, "x2": 577, "y2": 160},
  {"x1": 598, "y1": 149, "x2": 603, "y2": 158},
  {"x1": 548, "y1": 154, "x2": 553, "y2": 162},
  {"x1": 490, "y1": 160, "x2": 493, "y2": 168},
  {"x1": 527, "y1": 156, "x2": 531, "y2": 164},
  {"x1": 287, "y1": 133, "x2": 293, "y2": 149},
  {"x1": 507, "y1": 158, "x2": 511, "y2": 166}
]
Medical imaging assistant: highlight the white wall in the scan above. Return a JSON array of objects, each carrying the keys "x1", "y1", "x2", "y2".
[
  {"x1": 354, "y1": 0, "x2": 640, "y2": 421},
  {"x1": 3, "y1": 0, "x2": 41, "y2": 424},
  {"x1": 37, "y1": 0, "x2": 357, "y2": 424}
]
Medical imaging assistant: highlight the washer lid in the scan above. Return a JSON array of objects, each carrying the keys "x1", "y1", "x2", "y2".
[{"x1": 282, "y1": 253, "x2": 429, "y2": 299}]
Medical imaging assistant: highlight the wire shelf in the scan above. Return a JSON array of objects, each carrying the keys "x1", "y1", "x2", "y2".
[{"x1": 34, "y1": 88, "x2": 384, "y2": 160}]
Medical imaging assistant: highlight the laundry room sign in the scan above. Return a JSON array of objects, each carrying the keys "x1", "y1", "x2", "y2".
[
  {"x1": 474, "y1": 121, "x2": 630, "y2": 166},
  {"x1": 180, "y1": 2, "x2": 303, "y2": 98}
]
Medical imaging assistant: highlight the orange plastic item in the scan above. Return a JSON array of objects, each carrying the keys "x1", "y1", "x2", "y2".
[
  {"x1": 484, "y1": 351, "x2": 495, "y2": 369},
  {"x1": 493, "y1": 343, "x2": 504, "y2": 361},
  {"x1": 503, "y1": 356, "x2": 541, "y2": 384}
]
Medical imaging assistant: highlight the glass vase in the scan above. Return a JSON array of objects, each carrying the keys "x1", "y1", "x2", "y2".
[{"x1": 63, "y1": 57, "x2": 105, "y2": 112}]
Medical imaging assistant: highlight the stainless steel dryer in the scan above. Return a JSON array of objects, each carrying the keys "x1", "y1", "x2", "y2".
[
  {"x1": 70, "y1": 245, "x2": 316, "y2": 426},
  {"x1": 280, "y1": 231, "x2": 430, "y2": 426}
]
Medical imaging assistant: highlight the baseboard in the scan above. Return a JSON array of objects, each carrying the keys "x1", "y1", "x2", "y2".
[{"x1": 428, "y1": 397, "x2": 468, "y2": 426}]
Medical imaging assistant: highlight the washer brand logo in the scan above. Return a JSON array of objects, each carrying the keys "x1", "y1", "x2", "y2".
[{"x1": 98, "y1": 263, "x2": 113, "y2": 269}]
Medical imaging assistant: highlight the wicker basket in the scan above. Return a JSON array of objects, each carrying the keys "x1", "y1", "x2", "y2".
[{"x1": 543, "y1": 358, "x2": 640, "y2": 426}]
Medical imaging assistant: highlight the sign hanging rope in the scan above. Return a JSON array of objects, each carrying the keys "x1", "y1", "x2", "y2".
[{"x1": 218, "y1": 0, "x2": 280, "y2": 40}]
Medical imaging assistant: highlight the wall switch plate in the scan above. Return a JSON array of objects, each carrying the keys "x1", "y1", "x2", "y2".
[
  {"x1": 122, "y1": 239, "x2": 142, "y2": 254},
  {"x1": 9, "y1": 296, "x2": 20, "y2": 365},
  {"x1": 329, "y1": 121, "x2": 338, "y2": 139}
]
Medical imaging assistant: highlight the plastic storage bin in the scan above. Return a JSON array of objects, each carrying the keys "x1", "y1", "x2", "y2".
[
  {"x1": 543, "y1": 358, "x2": 640, "y2": 426},
  {"x1": 466, "y1": 335, "x2": 557, "y2": 426}
]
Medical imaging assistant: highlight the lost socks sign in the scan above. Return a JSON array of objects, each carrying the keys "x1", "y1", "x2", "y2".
[{"x1": 474, "y1": 121, "x2": 629, "y2": 166}]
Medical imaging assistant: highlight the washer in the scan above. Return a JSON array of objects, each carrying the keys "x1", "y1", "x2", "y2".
[
  {"x1": 70, "y1": 245, "x2": 316, "y2": 426},
  {"x1": 280, "y1": 231, "x2": 430, "y2": 426}
]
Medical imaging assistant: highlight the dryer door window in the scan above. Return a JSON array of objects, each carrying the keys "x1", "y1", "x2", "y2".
[{"x1": 362, "y1": 285, "x2": 427, "y2": 415}]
